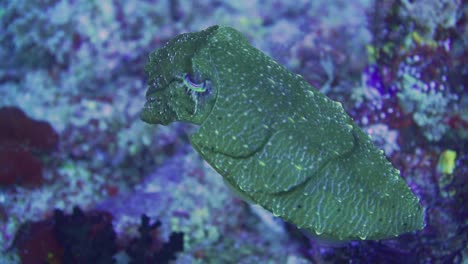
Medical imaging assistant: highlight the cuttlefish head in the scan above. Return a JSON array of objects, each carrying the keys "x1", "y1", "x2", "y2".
[{"x1": 141, "y1": 26, "x2": 219, "y2": 125}]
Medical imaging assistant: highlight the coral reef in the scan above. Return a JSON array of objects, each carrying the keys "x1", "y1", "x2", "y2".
[
  {"x1": 11, "y1": 206, "x2": 183, "y2": 264},
  {"x1": 0, "y1": 0, "x2": 466, "y2": 263},
  {"x1": 11, "y1": 207, "x2": 116, "y2": 264},
  {"x1": 0, "y1": 106, "x2": 58, "y2": 188},
  {"x1": 126, "y1": 215, "x2": 184, "y2": 264}
]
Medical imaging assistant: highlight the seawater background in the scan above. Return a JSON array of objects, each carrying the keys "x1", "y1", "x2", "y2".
[{"x1": 0, "y1": 0, "x2": 466, "y2": 263}]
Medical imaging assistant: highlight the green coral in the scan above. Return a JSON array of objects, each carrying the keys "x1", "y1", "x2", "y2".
[
  {"x1": 141, "y1": 25, "x2": 425, "y2": 241},
  {"x1": 398, "y1": 73, "x2": 456, "y2": 141}
]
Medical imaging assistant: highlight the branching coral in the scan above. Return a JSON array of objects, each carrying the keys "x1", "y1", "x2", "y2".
[{"x1": 12, "y1": 206, "x2": 184, "y2": 264}]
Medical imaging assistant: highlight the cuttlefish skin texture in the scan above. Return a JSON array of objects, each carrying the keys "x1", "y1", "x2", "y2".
[{"x1": 141, "y1": 25, "x2": 425, "y2": 241}]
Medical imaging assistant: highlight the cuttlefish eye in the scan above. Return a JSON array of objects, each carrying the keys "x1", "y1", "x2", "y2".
[{"x1": 183, "y1": 73, "x2": 207, "y2": 92}]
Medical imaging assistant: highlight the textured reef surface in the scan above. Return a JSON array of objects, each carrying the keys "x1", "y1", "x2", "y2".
[{"x1": 0, "y1": 0, "x2": 466, "y2": 263}]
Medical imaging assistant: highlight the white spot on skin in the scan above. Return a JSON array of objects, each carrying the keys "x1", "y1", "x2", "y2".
[{"x1": 293, "y1": 164, "x2": 303, "y2": 170}]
